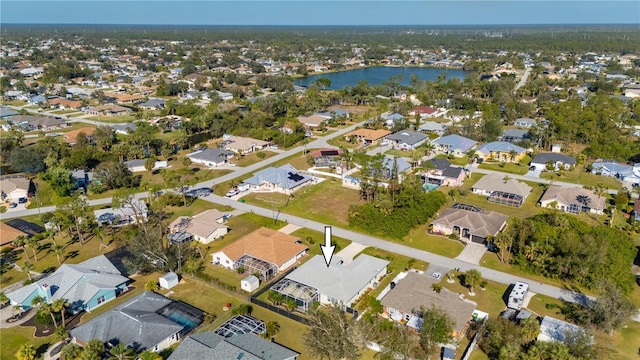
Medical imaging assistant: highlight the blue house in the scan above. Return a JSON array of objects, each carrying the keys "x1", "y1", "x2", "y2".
[{"x1": 7, "y1": 255, "x2": 129, "y2": 313}]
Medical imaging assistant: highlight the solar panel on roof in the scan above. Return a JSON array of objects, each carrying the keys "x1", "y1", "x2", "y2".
[
  {"x1": 287, "y1": 172, "x2": 304, "y2": 182},
  {"x1": 321, "y1": 150, "x2": 339, "y2": 156},
  {"x1": 5, "y1": 219, "x2": 45, "y2": 235}
]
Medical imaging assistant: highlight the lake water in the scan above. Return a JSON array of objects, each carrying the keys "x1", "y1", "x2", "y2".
[{"x1": 295, "y1": 66, "x2": 469, "y2": 90}]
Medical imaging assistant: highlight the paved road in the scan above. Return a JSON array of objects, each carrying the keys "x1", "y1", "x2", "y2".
[
  {"x1": 205, "y1": 193, "x2": 596, "y2": 306},
  {"x1": 515, "y1": 67, "x2": 532, "y2": 92}
]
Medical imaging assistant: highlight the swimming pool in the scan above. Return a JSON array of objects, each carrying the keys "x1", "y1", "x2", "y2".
[
  {"x1": 165, "y1": 310, "x2": 198, "y2": 330},
  {"x1": 423, "y1": 183, "x2": 440, "y2": 192}
]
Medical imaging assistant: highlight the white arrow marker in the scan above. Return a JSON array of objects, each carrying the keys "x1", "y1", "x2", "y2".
[{"x1": 320, "y1": 226, "x2": 335, "y2": 268}]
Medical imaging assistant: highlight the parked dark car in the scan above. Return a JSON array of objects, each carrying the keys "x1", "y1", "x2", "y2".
[
  {"x1": 18, "y1": 197, "x2": 27, "y2": 204},
  {"x1": 8, "y1": 202, "x2": 17, "y2": 208}
]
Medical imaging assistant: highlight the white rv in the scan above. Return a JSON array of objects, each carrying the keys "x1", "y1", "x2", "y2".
[{"x1": 507, "y1": 281, "x2": 529, "y2": 310}]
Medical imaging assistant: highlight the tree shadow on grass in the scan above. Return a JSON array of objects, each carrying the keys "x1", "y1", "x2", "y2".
[{"x1": 64, "y1": 250, "x2": 79, "y2": 261}]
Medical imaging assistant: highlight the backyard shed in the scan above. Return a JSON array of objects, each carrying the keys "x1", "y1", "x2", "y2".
[
  {"x1": 159, "y1": 272, "x2": 179, "y2": 289},
  {"x1": 241, "y1": 275, "x2": 260, "y2": 292}
]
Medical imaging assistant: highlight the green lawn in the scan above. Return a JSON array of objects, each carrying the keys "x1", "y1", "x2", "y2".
[
  {"x1": 434, "y1": 154, "x2": 470, "y2": 166},
  {"x1": 615, "y1": 321, "x2": 640, "y2": 360},
  {"x1": 0, "y1": 325, "x2": 54, "y2": 360},
  {"x1": 242, "y1": 179, "x2": 364, "y2": 226},
  {"x1": 384, "y1": 149, "x2": 413, "y2": 158},
  {"x1": 234, "y1": 151, "x2": 278, "y2": 167},
  {"x1": 290, "y1": 228, "x2": 352, "y2": 257},
  {"x1": 403, "y1": 223, "x2": 465, "y2": 258},
  {"x1": 540, "y1": 165, "x2": 622, "y2": 190},
  {"x1": 478, "y1": 161, "x2": 530, "y2": 175},
  {"x1": 86, "y1": 114, "x2": 137, "y2": 123}
]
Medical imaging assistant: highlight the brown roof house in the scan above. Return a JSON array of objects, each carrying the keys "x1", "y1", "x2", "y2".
[
  {"x1": 538, "y1": 186, "x2": 606, "y2": 215},
  {"x1": 48, "y1": 98, "x2": 83, "y2": 110},
  {"x1": 168, "y1": 209, "x2": 228, "y2": 245},
  {"x1": 210, "y1": 227, "x2": 307, "y2": 280},
  {"x1": 0, "y1": 221, "x2": 27, "y2": 247},
  {"x1": 380, "y1": 271, "x2": 477, "y2": 339},
  {"x1": 85, "y1": 104, "x2": 132, "y2": 117},
  {"x1": 346, "y1": 128, "x2": 391, "y2": 145},
  {"x1": 297, "y1": 114, "x2": 328, "y2": 129},
  {"x1": 64, "y1": 127, "x2": 96, "y2": 145},
  {"x1": 430, "y1": 204, "x2": 508, "y2": 244}
]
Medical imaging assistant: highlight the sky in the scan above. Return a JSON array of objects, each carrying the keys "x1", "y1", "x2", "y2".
[{"x1": 1, "y1": 1, "x2": 639, "y2": 26}]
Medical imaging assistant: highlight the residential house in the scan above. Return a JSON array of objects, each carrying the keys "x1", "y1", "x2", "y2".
[
  {"x1": 380, "y1": 271, "x2": 477, "y2": 339},
  {"x1": 216, "y1": 91, "x2": 234, "y2": 101},
  {"x1": 432, "y1": 134, "x2": 477, "y2": 157},
  {"x1": 418, "y1": 121, "x2": 449, "y2": 135},
  {"x1": 380, "y1": 112, "x2": 404, "y2": 127},
  {"x1": 271, "y1": 254, "x2": 389, "y2": 311},
  {"x1": 501, "y1": 129, "x2": 529, "y2": 144},
  {"x1": 471, "y1": 173, "x2": 533, "y2": 207},
  {"x1": 6, "y1": 255, "x2": 129, "y2": 312},
  {"x1": 169, "y1": 209, "x2": 228, "y2": 244},
  {"x1": 538, "y1": 186, "x2": 606, "y2": 215},
  {"x1": 27, "y1": 94, "x2": 46, "y2": 105},
  {"x1": 346, "y1": 128, "x2": 391, "y2": 145},
  {"x1": 590, "y1": 160, "x2": 640, "y2": 185},
  {"x1": 634, "y1": 199, "x2": 640, "y2": 222},
  {"x1": 221, "y1": 135, "x2": 269, "y2": 154},
  {"x1": 530, "y1": 153, "x2": 576, "y2": 171},
  {"x1": 386, "y1": 130, "x2": 428, "y2": 150},
  {"x1": 309, "y1": 148, "x2": 343, "y2": 167},
  {"x1": 297, "y1": 114, "x2": 328, "y2": 129},
  {"x1": 0, "y1": 108, "x2": 18, "y2": 119},
  {"x1": 423, "y1": 159, "x2": 466, "y2": 187},
  {"x1": 409, "y1": 105, "x2": 438, "y2": 118},
  {"x1": 241, "y1": 164, "x2": 313, "y2": 195},
  {"x1": 71, "y1": 169, "x2": 91, "y2": 189},
  {"x1": 85, "y1": 104, "x2": 132, "y2": 117},
  {"x1": 430, "y1": 203, "x2": 509, "y2": 244},
  {"x1": 104, "y1": 92, "x2": 145, "y2": 104},
  {"x1": 538, "y1": 316, "x2": 587, "y2": 343},
  {"x1": 9, "y1": 115, "x2": 67, "y2": 131},
  {"x1": 0, "y1": 176, "x2": 32, "y2": 202},
  {"x1": 111, "y1": 122, "x2": 137, "y2": 135},
  {"x1": 93, "y1": 199, "x2": 149, "y2": 226},
  {"x1": 314, "y1": 109, "x2": 350, "y2": 121},
  {"x1": 374, "y1": 155, "x2": 412, "y2": 181},
  {"x1": 139, "y1": 98, "x2": 166, "y2": 110},
  {"x1": 124, "y1": 159, "x2": 169, "y2": 173},
  {"x1": 187, "y1": 148, "x2": 235, "y2": 167},
  {"x1": 63, "y1": 127, "x2": 96, "y2": 145},
  {"x1": 0, "y1": 221, "x2": 27, "y2": 247},
  {"x1": 71, "y1": 291, "x2": 203, "y2": 353},
  {"x1": 514, "y1": 118, "x2": 537, "y2": 128},
  {"x1": 475, "y1": 142, "x2": 527, "y2": 163},
  {"x1": 48, "y1": 98, "x2": 82, "y2": 110},
  {"x1": 168, "y1": 332, "x2": 299, "y2": 360},
  {"x1": 211, "y1": 227, "x2": 307, "y2": 280}
]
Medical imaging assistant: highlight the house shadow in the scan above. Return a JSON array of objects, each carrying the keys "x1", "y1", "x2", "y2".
[
  {"x1": 633, "y1": 246, "x2": 640, "y2": 267},
  {"x1": 502, "y1": 283, "x2": 514, "y2": 307}
]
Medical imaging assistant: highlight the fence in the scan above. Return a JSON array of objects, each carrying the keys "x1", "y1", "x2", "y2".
[{"x1": 249, "y1": 265, "x2": 312, "y2": 324}]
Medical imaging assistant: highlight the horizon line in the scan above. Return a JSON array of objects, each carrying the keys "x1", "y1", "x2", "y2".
[{"x1": 2, "y1": 23, "x2": 639, "y2": 27}]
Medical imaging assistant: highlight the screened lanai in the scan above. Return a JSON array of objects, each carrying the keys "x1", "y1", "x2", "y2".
[
  {"x1": 235, "y1": 255, "x2": 278, "y2": 281},
  {"x1": 271, "y1": 278, "x2": 319, "y2": 312}
]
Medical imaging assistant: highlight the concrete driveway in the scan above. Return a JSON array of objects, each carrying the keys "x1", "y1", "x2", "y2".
[
  {"x1": 455, "y1": 243, "x2": 487, "y2": 265},
  {"x1": 335, "y1": 242, "x2": 367, "y2": 266},
  {"x1": 524, "y1": 166, "x2": 542, "y2": 178}
]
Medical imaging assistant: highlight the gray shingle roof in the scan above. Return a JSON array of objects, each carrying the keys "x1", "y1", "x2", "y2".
[
  {"x1": 387, "y1": 130, "x2": 428, "y2": 146},
  {"x1": 168, "y1": 332, "x2": 298, "y2": 360},
  {"x1": 475, "y1": 141, "x2": 526, "y2": 155},
  {"x1": 472, "y1": 173, "x2": 532, "y2": 198},
  {"x1": 187, "y1": 148, "x2": 234, "y2": 163},
  {"x1": 70, "y1": 292, "x2": 185, "y2": 351},
  {"x1": 284, "y1": 255, "x2": 389, "y2": 305},
  {"x1": 433, "y1": 134, "x2": 477, "y2": 152},
  {"x1": 242, "y1": 164, "x2": 312, "y2": 190},
  {"x1": 426, "y1": 158, "x2": 451, "y2": 171}
]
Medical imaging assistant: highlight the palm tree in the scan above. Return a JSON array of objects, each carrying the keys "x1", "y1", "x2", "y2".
[
  {"x1": 264, "y1": 321, "x2": 281, "y2": 339},
  {"x1": 0, "y1": 291, "x2": 8, "y2": 306},
  {"x1": 145, "y1": 280, "x2": 160, "y2": 292},
  {"x1": 92, "y1": 226, "x2": 110, "y2": 251},
  {"x1": 60, "y1": 343, "x2": 82, "y2": 360},
  {"x1": 423, "y1": 141, "x2": 435, "y2": 156},
  {"x1": 108, "y1": 343, "x2": 135, "y2": 360},
  {"x1": 85, "y1": 339, "x2": 105, "y2": 357},
  {"x1": 25, "y1": 237, "x2": 39, "y2": 262},
  {"x1": 508, "y1": 149, "x2": 518, "y2": 162},
  {"x1": 50, "y1": 244, "x2": 65, "y2": 265},
  {"x1": 285, "y1": 297, "x2": 297, "y2": 312},
  {"x1": 13, "y1": 235, "x2": 29, "y2": 260},
  {"x1": 15, "y1": 343, "x2": 37, "y2": 360},
  {"x1": 431, "y1": 283, "x2": 443, "y2": 293},
  {"x1": 464, "y1": 269, "x2": 482, "y2": 296},
  {"x1": 22, "y1": 261, "x2": 35, "y2": 281},
  {"x1": 520, "y1": 317, "x2": 540, "y2": 342},
  {"x1": 55, "y1": 326, "x2": 69, "y2": 342},
  {"x1": 51, "y1": 298, "x2": 69, "y2": 327},
  {"x1": 268, "y1": 291, "x2": 284, "y2": 306}
]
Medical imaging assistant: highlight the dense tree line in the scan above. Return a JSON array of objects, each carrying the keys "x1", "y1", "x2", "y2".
[
  {"x1": 348, "y1": 175, "x2": 447, "y2": 238},
  {"x1": 494, "y1": 213, "x2": 636, "y2": 294}
]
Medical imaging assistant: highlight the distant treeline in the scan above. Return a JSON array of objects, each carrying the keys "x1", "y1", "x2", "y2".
[{"x1": 3, "y1": 24, "x2": 640, "y2": 54}]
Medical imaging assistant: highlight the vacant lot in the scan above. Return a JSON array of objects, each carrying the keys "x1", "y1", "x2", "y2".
[
  {"x1": 242, "y1": 179, "x2": 364, "y2": 226},
  {"x1": 540, "y1": 165, "x2": 622, "y2": 189}
]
